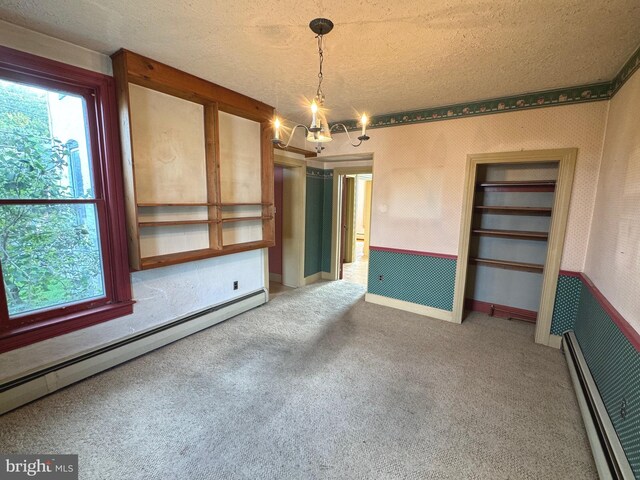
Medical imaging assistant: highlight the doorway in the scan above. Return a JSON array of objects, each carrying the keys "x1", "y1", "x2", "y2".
[
  {"x1": 331, "y1": 166, "x2": 374, "y2": 287},
  {"x1": 268, "y1": 154, "x2": 306, "y2": 294}
]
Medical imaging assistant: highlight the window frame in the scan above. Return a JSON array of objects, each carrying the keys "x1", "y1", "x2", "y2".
[{"x1": 0, "y1": 45, "x2": 133, "y2": 353}]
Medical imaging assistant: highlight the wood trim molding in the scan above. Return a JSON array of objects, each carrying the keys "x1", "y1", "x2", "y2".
[
  {"x1": 111, "y1": 49, "x2": 273, "y2": 122},
  {"x1": 369, "y1": 246, "x2": 457, "y2": 260},
  {"x1": 453, "y1": 148, "x2": 577, "y2": 346}
]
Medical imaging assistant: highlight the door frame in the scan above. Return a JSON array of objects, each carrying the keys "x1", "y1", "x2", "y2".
[
  {"x1": 452, "y1": 148, "x2": 577, "y2": 347},
  {"x1": 329, "y1": 166, "x2": 374, "y2": 280},
  {"x1": 268, "y1": 152, "x2": 306, "y2": 288}
]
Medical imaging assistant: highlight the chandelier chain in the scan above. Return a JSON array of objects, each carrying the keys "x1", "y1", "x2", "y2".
[{"x1": 316, "y1": 34, "x2": 324, "y2": 104}]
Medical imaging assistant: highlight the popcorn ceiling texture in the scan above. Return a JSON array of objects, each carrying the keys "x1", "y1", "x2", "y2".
[
  {"x1": 0, "y1": 1, "x2": 639, "y2": 122},
  {"x1": 323, "y1": 102, "x2": 608, "y2": 271},
  {"x1": 585, "y1": 68, "x2": 640, "y2": 333}
]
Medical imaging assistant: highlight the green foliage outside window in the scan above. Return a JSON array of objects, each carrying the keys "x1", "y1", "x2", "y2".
[{"x1": 0, "y1": 81, "x2": 105, "y2": 316}]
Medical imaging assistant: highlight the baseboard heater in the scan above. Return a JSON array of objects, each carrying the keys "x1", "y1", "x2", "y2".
[
  {"x1": 0, "y1": 289, "x2": 267, "y2": 415},
  {"x1": 562, "y1": 331, "x2": 634, "y2": 479}
]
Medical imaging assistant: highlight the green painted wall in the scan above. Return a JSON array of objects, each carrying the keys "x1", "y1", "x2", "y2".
[{"x1": 304, "y1": 168, "x2": 334, "y2": 278}]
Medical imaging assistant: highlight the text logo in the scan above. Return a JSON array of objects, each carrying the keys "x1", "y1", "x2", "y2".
[{"x1": 0, "y1": 455, "x2": 77, "y2": 480}]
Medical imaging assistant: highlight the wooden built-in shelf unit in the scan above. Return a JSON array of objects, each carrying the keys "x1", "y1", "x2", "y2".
[
  {"x1": 476, "y1": 180, "x2": 556, "y2": 192},
  {"x1": 112, "y1": 49, "x2": 275, "y2": 270},
  {"x1": 466, "y1": 174, "x2": 558, "y2": 320},
  {"x1": 469, "y1": 257, "x2": 544, "y2": 273}
]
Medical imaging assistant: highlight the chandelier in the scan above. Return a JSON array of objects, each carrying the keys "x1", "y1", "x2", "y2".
[{"x1": 272, "y1": 18, "x2": 370, "y2": 154}]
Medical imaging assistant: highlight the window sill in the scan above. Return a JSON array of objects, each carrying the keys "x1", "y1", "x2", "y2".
[{"x1": 0, "y1": 301, "x2": 135, "y2": 354}]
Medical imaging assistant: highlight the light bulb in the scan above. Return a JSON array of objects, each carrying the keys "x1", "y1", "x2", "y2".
[
  {"x1": 361, "y1": 114, "x2": 368, "y2": 136},
  {"x1": 274, "y1": 118, "x2": 280, "y2": 140}
]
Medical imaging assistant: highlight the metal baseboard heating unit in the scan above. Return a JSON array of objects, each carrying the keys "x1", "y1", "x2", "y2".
[
  {"x1": 562, "y1": 331, "x2": 634, "y2": 479},
  {"x1": 0, "y1": 289, "x2": 267, "y2": 415}
]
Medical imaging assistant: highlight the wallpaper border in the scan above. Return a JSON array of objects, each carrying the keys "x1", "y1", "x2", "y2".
[{"x1": 336, "y1": 44, "x2": 640, "y2": 131}]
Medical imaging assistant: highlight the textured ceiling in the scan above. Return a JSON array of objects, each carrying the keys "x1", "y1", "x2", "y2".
[{"x1": 1, "y1": 0, "x2": 639, "y2": 123}]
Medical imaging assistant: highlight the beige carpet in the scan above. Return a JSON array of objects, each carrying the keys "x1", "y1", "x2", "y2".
[{"x1": 0, "y1": 281, "x2": 595, "y2": 479}]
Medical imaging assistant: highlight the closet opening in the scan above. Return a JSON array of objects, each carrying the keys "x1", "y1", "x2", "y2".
[
  {"x1": 464, "y1": 162, "x2": 559, "y2": 323},
  {"x1": 452, "y1": 149, "x2": 577, "y2": 347}
]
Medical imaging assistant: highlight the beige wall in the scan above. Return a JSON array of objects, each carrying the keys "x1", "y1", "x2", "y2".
[
  {"x1": 321, "y1": 103, "x2": 609, "y2": 271},
  {"x1": 585, "y1": 68, "x2": 640, "y2": 333}
]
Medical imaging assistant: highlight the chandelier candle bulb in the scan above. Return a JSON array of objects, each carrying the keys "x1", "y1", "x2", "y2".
[
  {"x1": 311, "y1": 101, "x2": 318, "y2": 128},
  {"x1": 274, "y1": 118, "x2": 280, "y2": 140},
  {"x1": 361, "y1": 114, "x2": 367, "y2": 136}
]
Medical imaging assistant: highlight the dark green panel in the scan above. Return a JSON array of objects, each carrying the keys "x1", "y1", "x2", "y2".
[
  {"x1": 367, "y1": 250, "x2": 456, "y2": 311},
  {"x1": 321, "y1": 176, "x2": 333, "y2": 273},
  {"x1": 550, "y1": 274, "x2": 583, "y2": 335},
  {"x1": 574, "y1": 288, "x2": 640, "y2": 477},
  {"x1": 304, "y1": 169, "x2": 324, "y2": 277}
]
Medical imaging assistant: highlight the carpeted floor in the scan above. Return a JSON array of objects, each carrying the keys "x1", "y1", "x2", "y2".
[{"x1": 0, "y1": 281, "x2": 596, "y2": 479}]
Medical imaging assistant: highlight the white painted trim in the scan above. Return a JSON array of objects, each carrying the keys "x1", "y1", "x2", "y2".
[
  {"x1": 0, "y1": 20, "x2": 113, "y2": 75},
  {"x1": 365, "y1": 293, "x2": 455, "y2": 322},
  {"x1": 272, "y1": 152, "x2": 306, "y2": 288},
  {"x1": 321, "y1": 272, "x2": 333, "y2": 280},
  {"x1": 0, "y1": 291, "x2": 266, "y2": 415},
  {"x1": 548, "y1": 334, "x2": 563, "y2": 349},
  {"x1": 304, "y1": 272, "x2": 323, "y2": 285},
  {"x1": 452, "y1": 148, "x2": 577, "y2": 345}
]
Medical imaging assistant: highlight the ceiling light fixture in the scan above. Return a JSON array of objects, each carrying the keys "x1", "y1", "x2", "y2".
[{"x1": 272, "y1": 18, "x2": 370, "y2": 154}]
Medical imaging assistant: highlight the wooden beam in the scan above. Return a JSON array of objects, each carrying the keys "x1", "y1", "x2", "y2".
[{"x1": 111, "y1": 49, "x2": 274, "y2": 123}]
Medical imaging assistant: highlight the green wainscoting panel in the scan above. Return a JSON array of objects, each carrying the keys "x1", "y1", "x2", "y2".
[
  {"x1": 321, "y1": 175, "x2": 333, "y2": 273},
  {"x1": 304, "y1": 168, "x2": 325, "y2": 277},
  {"x1": 551, "y1": 274, "x2": 583, "y2": 335},
  {"x1": 574, "y1": 287, "x2": 640, "y2": 478},
  {"x1": 367, "y1": 249, "x2": 456, "y2": 311}
]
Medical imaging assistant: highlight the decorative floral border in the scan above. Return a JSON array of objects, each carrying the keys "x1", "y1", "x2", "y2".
[
  {"x1": 306, "y1": 167, "x2": 333, "y2": 178},
  {"x1": 611, "y1": 44, "x2": 640, "y2": 94},
  {"x1": 337, "y1": 44, "x2": 640, "y2": 132}
]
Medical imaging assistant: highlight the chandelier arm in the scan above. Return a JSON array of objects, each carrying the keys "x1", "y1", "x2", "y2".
[
  {"x1": 272, "y1": 124, "x2": 311, "y2": 149},
  {"x1": 329, "y1": 123, "x2": 366, "y2": 147}
]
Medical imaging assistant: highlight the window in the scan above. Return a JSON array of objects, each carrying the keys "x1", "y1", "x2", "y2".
[{"x1": 0, "y1": 46, "x2": 132, "y2": 353}]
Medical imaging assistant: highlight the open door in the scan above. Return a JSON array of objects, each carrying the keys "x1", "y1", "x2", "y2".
[{"x1": 339, "y1": 176, "x2": 356, "y2": 279}]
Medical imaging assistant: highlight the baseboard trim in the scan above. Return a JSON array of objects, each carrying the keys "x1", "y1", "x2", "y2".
[
  {"x1": 365, "y1": 293, "x2": 456, "y2": 323},
  {"x1": 0, "y1": 290, "x2": 267, "y2": 415},
  {"x1": 548, "y1": 334, "x2": 563, "y2": 349},
  {"x1": 304, "y1": 272, "x2": 323, "y2": 285},
  {"x1": 465, "y1": 298, "x2": 537, "y2": 323},
  {"x1": 321, "y1": 272, "x2": 333, "y2": 281},
  {"x1": 269, "y1": 273, "x2": 282, "y2": 283}
]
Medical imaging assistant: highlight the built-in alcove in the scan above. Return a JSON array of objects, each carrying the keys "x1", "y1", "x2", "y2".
[
  {"x1": 453, "y1": 149, "x2": 577, "y2": 346},
  {"x1": 111, "y1": 49, "x2": 275, "y2": 271},
  {"x1": 465, "y1": 162, "x2": 559, "y2": 322}
]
